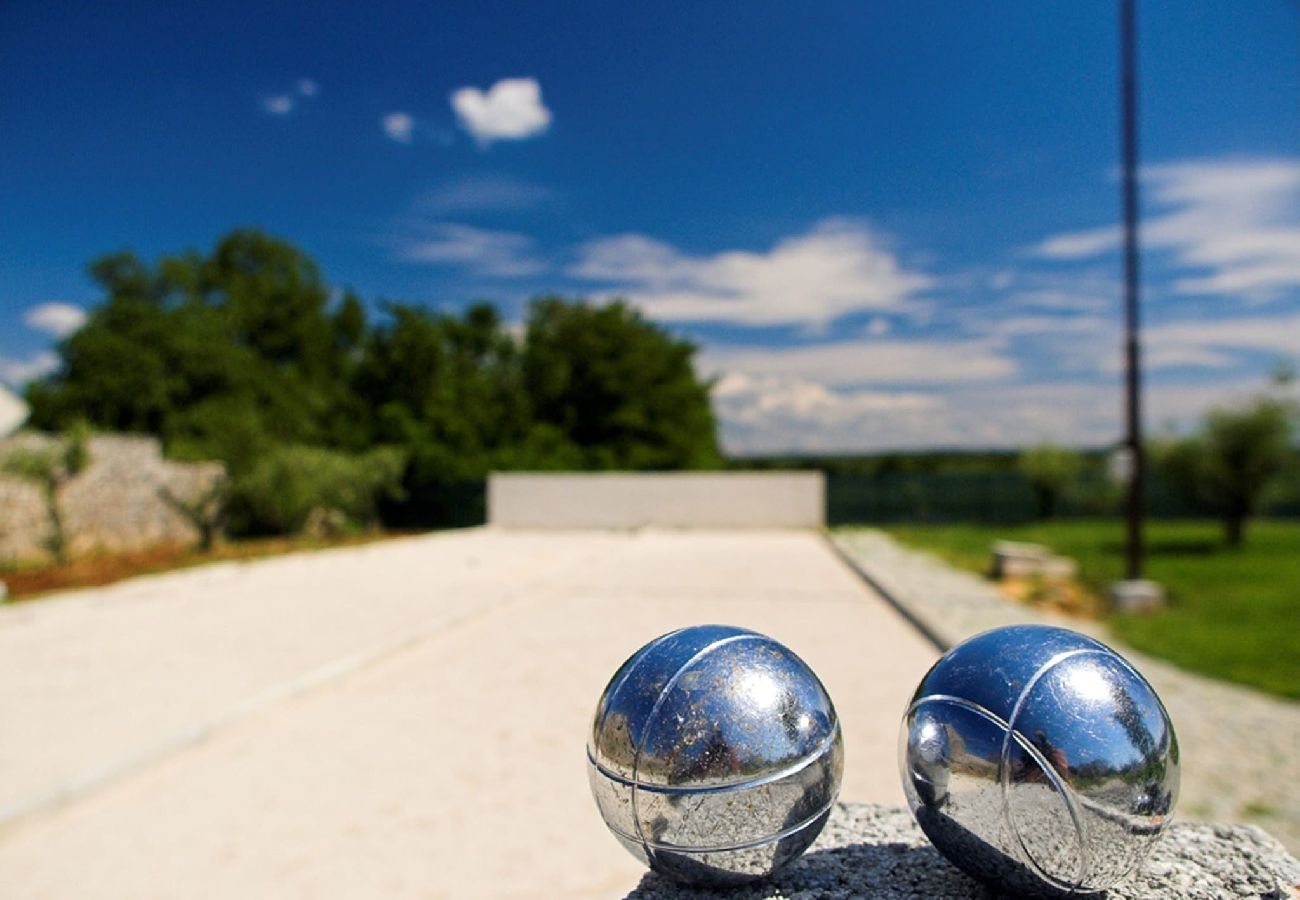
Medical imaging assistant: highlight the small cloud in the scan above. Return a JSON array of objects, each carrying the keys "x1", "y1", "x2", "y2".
[
  {"x1": 1034, "y1": 225, "x2": 1121, "y2": 260},
  {"x1": 24, "y1": 302, "x2": 86, "y2": 338},
  {"x1": 392, "y1": 222, "x2": 546, "y2": 278},
  {"x1": 0, "y1": 351, "x2": 59, "y2": 387},
  {"x1": 1008, "y1": 287, "x2": 1112, "y2": 313},
  {"x1": 866, "y1": 317, "x2": 891, "y2": 337},
  {"x1": 261, "y1": 78, "x2": 320, "y2": 116},
  {"x1": 989, "y1": 270, "x2": 1015, "y2": 290},
  {"x1": 382, "y1": 111, "x2": 415, "y2": 144},
  {"x1": 450, "y1": 77, "x2": 551, "y2": 146},
  {"x1": 419, "y1": 175, "x2": 555, "y2": 213},
  {"x1": 262, "y1": 94, "x2": 295, "y2": 116}
]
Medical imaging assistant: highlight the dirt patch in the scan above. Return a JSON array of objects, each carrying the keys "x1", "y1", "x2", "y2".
[
  {"x1": 997, "y1": 573, "x2": 1107, "y2": 618},
  {"x1": 0, "y1": 531, "x2": 422, "y2": 601}
]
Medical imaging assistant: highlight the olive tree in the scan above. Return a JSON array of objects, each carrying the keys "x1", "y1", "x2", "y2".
[
  {"x1": 1155, "y1": 396, "x2": 1296, "y2": 546},
  {"x1": 1018, "y1": 443, "x2": 1083, "y2": 519}
]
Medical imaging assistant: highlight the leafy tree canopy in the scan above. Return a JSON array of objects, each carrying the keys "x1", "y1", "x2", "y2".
[
  {"x1": 1154, "y1": 394, "x2": 1298, "y2": 546},
  {"x1": 26, "y1": 231, "x2": 721, "y2": 532}
]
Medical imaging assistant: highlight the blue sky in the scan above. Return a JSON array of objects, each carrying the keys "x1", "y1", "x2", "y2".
[{"x1": 2, "y1": 0, "x2": 1297, "y2": 451}]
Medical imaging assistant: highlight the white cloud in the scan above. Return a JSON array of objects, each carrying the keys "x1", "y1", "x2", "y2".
[
  {"x1": 1140, "y1": 312, "x2": 1300, "y2": 371},
  {"x1": 450, "y1": 77, "x2": 551, "y2": 145},
  {"x1": 713, "y1": 373, "x2": 942, "y2": 453},
  {"x1": 1034, "y1": 158, "x2": 1300, "y2": 300},
  {"x1": 1036, "y1": 225, "x2": 1122, "y2": 260},
  {"x1": 261, "y1": 78, "x2": 319, "y2": 116},
  {"x1": 571, "y1": 218, "x2": 933, "y2": 328},
  {"x1": 989, "y1": 270, "x2": 1015, "y2": 291},
  {"x1": 392, "y1": 222, "x2": 545, "y2": 277},
  {"x1": 0, "y1": 381, "x2": 27, "y2": 436},
  {"x1": 419, "y1": 175, "x2": 555, "y2": 213},
  {"x1": 262, "y1": 95, "x2": 295, "y2": 115},
  {"x1": 975, "y1": 314, "x2": 1110, "y2": 341},
  {"x1": 24, "y1": 302, "x2": 86, "y2": 338},
  {"x1": 1009, "y1": 287, "x2": 1113, "y2": 313},
  {"x1": 712, "y1": 369, "x2": 1273, "y2": 455},
  {"x1": 382, "y1": 111, "x2": 415, "y2": 144},
  {"x1": 700, "y1": 335, "x2": 1015, "y2": 388},
  {"x1": 0, "y1": 351, "x2": 59, "y2": 387}
]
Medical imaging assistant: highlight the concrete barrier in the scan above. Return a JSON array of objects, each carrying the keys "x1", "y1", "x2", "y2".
[{"x1": 487, "y1": 471, "x2": 825, "y2": 529}]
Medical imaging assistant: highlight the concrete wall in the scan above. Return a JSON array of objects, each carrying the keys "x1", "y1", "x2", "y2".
[{"x1": 487, "y1": 471, "x2": 824, "y2": 529}]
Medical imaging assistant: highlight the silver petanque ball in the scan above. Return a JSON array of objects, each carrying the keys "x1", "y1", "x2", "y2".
[
  {"x1": 900, "y1": 625, "x2": 1179, "y2": 897},
  {"x1": 587, "y1": 624, "x2": 843, "y2": 885}
]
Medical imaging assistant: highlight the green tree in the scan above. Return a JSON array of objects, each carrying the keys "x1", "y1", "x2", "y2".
[
  {"x1": 159, "y1": 477, "x2": 230, "y2": 553},
  {"x1": 1018, "y1": 444, "x2": 1084, "y2": 519},
  {"x1": 522, "y1": 297, "x2": 720, "y2": 469},
  {"x1": 28, "y1": 232, "x2": 350, "y2": 461},
  {"x1": 1155, "y1": 396, "x2": 1296, "y2": 546}
]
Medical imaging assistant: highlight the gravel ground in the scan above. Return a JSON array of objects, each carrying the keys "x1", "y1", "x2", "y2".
[
  {"x1": 627, "y1": 801, "x2": 1300, "y2": 899},
  {"x1": 828, "y1": 529, "x2": 1300, "y2": 854}
]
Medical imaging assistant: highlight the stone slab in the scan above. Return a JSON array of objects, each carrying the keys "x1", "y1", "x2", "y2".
[{"x1": 627, "y1": 802, "x2": 1300, "y2": 899}]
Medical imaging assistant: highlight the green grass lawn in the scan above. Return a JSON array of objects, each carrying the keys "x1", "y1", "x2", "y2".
[{"x1": 878, "y1": 519, "x2": 1300, "y2": 700}]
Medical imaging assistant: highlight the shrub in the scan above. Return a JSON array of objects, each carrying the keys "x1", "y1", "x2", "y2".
[{"x1": 230, "y1": 444, "x2": 406, "y2": 535}]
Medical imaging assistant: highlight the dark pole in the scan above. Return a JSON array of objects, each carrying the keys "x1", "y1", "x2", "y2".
[{"x1": 1120, "y1": 0, "x2": 1144, "y2": 580}]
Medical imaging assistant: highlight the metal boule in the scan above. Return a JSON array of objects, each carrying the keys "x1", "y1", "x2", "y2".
[
  {"x1": 588, "y1": 624, "x2": 843, "y2": 885},
  {"x1": 900, "y1": 624, "x2": 1180, "y2": 897}
]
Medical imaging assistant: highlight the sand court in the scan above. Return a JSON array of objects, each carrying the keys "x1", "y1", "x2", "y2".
[{"x1": 0, "y1": 528, "x2": 937, "y2": 898}]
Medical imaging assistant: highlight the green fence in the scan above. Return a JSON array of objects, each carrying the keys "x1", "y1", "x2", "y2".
[{"x1": 826, "y1": 471, "x2": 1222, "y2": 525}]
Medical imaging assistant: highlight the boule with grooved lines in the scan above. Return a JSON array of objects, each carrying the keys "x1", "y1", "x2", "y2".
[
  {"x1": 900, "y1": 624, "x2": 1180, "y2": 897},
  {"x1": 587, "y1": 624, "x2": 843, "y2": 885}
]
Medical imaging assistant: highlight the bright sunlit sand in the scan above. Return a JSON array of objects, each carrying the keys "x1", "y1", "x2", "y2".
[{"x1": 0, "y1": 527, "x2": 937, "y2": 898}]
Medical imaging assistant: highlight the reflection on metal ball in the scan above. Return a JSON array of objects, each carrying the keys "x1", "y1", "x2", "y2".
[
  {"x1": 900, "y1": 625, "x2": 1179, "y2": 897},
  {"x1": 588, "y1": 624, "x2": 843, "y2": 885}
]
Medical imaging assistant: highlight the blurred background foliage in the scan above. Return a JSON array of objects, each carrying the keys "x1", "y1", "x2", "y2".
[
  {"x1": 24, "y1": 230, "x2": 721, "y2": 534},
  {"x1": 19, "y1": 229, "x2": 1297, "y2": 543}
]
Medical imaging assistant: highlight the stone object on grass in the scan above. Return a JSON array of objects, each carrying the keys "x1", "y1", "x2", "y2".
[
  {"x1": 991, "y1": 540, "x2": 1049, "y2": 578},
  {"x1": 1111, "y1": 578, "x2": 1167, "y2": 613},
  {"x1": 993, "y1": 541, "x2": 1076, "y2": 582},
  {"x1": 626, "y1": 802, "x2": 1300, "y2": 899},
  {"x1": 992, "y1": 541, "x2": 1076, "y2": 581}
]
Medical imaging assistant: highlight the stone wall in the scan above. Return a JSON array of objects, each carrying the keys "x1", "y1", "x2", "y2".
[{"x1": 0, "y1": 433, "x2": 226, "y2": 565}]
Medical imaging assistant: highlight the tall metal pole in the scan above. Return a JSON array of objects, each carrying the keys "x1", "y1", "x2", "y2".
[{"x1": 1120, "y1": 0, "x2": 1144, "y2": 580}]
